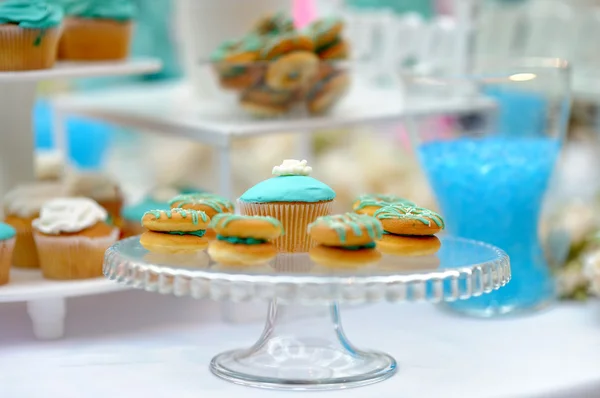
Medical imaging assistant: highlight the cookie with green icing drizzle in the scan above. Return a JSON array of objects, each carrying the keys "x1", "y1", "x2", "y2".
[
  {"x1": 141, "y1": 208, "x2": 210, "y2": 233},
  {"x1": 374, "y1": 204, "x2": 444, "y2": 236},
  {"x1": 308, "y1": 212, "x2": 383, "y2": 247},
  {"x1": 353, "y1": 194, "x2": 416, "y2": 216},
  {"x1": 169, "y1": 193, "x2": 234, "y2": 217},
  {"x1": 210, "y1": 213, "x2": 284, "y2": 241}
]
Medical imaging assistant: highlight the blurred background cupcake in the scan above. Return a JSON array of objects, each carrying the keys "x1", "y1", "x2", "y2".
[{"x1": 56, "y1": 0, "x2": 135, "y2": 60}]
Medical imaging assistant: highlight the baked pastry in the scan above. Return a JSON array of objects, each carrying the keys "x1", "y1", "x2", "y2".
[
  {"x1": 353, "y1": 194, "x2": 416, "y2": 216},
  {"x1": 169, "y1": 193, "x2": 234, "y2": 218},
  {"x1": 308, "y1": 213, "x2": 382, "y2": 267},
  {"x1": 265, "y1": 51, "x2": 319, "y2": 91},
  {"x1": 64, "y1": 171, "x2": 123, "y2": 228},
  {"x1": 252, "y1": 12, "x2": 294, "y2": 36},
  {"x1": 0, "y1": 223, "x2": 16, "y2": 285},
  {"x1": 207, "y1": 213, "x2": 282, "y2": 266},
  {"x1": 374, "y1": 204, "x2": 445, "y2": 236},
  {"x1": 121, "y1": 186, "x2": 202, "y2": 238},
  {"x1": 305, "y1": 17, "x2": 349, "y2": 60},
  {"x1": 57, "y1": 0, "x2": 134, "y2": 60},
  {"x1": 376, "y1": 234, "x2": 441, "y2": 256},
  {"x1": 32, "y1": 197, "x2": 119, "y2": 280},
  {"x1": 140, "y1": 208, "x2": 210, "y2": 254},
  {"x1": 239, "y1": 159, "x2": 335, "y2": 252},
  {"x1": 240, "y1": 84, "x2": 293, "y2": 118},
  {"x1": 210, "y1": 35, "x2": 265, "y2": 91},
  {"x1": 260, "y1": 32, "x2": 314, "y2": 60},
  {"x1": 307, "y1": 70, "x2": 350, "y2": 115},
  {"x1": 0, "y1": 0, "x2": 62, "y2": 71},
  {"x1": 3, "y1": 182, "x2": 67, "y2": 268}
]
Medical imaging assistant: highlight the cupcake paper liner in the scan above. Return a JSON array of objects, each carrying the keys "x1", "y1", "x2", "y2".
[
  {"x1": 11, "y1": 221, "x2": 40, "y2": 269},
  {"x1": 0, "y1": 25, "x2": 60, "y2": 71},
  {"x1": 0, "y1": 238, "x2": 15, "y2": 286},
  {"x1": 59, "y1": 17, "x2": 132, "y2": 61},
  {"x1": 33, "y1": 228, "x2": 119, "y2": 280},
  {"x1": 238, "y1": 200, "x2": 333, "y2": 253}
]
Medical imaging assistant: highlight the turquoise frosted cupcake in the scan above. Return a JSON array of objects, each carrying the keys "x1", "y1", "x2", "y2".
[
  {"x1": 0, "y1": 223, "x2": 16, "y2": 285},
  {"x1": 238, "y1": 160, "x2": 335, "y2": 252}
]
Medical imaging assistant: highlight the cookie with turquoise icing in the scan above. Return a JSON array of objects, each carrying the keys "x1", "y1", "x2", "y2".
[
  {"x1": 308, "y1": 213, "x2": 383, "y2": 247},
  {"x1": 169, "y1": 193, "x2": 234, "y2": 218},
  {"x1": 353, "y1": 194, "x2": 416, "y2": 216},
  {"x1": 374, "y1": 204, "x2": 445, "y2": 236}
]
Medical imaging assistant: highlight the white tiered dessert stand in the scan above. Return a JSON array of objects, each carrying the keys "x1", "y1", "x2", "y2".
[
  {"x1": 0, "y1": 58, "x2": 161, "y2": 340},
  {"x1": 104, "y1": 235, "x2": 510, "y2": 391}
]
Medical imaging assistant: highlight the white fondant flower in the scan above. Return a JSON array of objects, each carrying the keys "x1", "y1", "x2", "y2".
[{"x1": 272, "y1": 159, "x2": 312, "y2": 177}]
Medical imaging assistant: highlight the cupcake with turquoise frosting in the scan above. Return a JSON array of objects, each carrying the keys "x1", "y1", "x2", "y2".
[
  {"x1": 56, "y1": 0, "x2": 135, "y2": 60},
  {"x1": 0, "y1": 223, "x2": 16, "y2": 285},
  {"x1": 239, "y1": 159, "x2": 335, "y2": 252},
  {"x1": 121, "y1": 186, "x2": 203, "y2": 238},
  {"x1": 0, "y1": 0, "x2": 63, "y2": 71}
]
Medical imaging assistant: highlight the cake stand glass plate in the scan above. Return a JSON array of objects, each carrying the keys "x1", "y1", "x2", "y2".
[{"x1": 104, "y1": 236, "x2": 510, "y2": 391}]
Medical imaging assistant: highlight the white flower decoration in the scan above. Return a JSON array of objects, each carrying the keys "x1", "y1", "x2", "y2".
[{"x1": 272, "y1": 159, "x2": 312, "y2": 177}]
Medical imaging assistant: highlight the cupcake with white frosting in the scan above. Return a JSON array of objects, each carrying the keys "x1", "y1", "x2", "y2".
[
  {"x1": 64, "y1": 171, "x2": 123, "y2": 228},
  {"x1": 3, "y1": 182, "x2": 68, "y2": 268},
  {"x1": 32, "y1": 197, "x2": 119, "y2": 280}
]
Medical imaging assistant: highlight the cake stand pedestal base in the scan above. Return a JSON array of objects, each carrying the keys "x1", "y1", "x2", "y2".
[{"x1": 210, "y1": 300, "x2": 397, "y2": 391}]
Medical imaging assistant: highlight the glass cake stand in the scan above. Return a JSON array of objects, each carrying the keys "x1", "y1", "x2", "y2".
[{"x1": 103, "y1": 236, "x2": 510, "y2": 391}]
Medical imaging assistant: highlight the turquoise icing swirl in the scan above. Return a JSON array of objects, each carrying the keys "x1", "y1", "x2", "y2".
[
  {"x1": 62, "y1": 0, "x2": 135, "y2": 21},
  {"x1": 0, "y1": 0, "x2": 63, "y2": 29},
  {"x1": 328, "y1": 242, "x2": 376, "y2": 250},
  {"x1": 308, "y1": 213, "x2": 383, "y2": 243},
  {"x1": 168, "y1": 230, "x2": 206, "y2": 238},
  {"x1": 240, "y1": 175, "x2": 335, "y2": 203},
  {"x1": 374, "y1": 204, "x2": 445, "y2": 229},
  {"x1": 217, "y1": 235, "x2": 266, "y2": 245},
  {"x1": 209, "y1": 213, "x2": 283, "y2": 231},
  {"x1": 143, "y1": 208, "x2": 209, "y2": 225},
  {"x1": 0, "y1": 223, "x2": 16, "y2": 240}
]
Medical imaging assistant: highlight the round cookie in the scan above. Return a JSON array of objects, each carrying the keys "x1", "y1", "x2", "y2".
[
  {"x1": 140, "y1": 231, "x2": 209, "y2": 254},
  {"x1": 377, "y1": 234, "x2": 441, "y2": 256},
  {"x1": 208, "y1": 240, "x2": 277, "y2": 266},
  {"x1": 260, "y1": 33, "x2": 314, "y2": 60},
  {"x1": 170, "y1": 193, "x2": 234, "y2": 218},
  {"x1": 210, "y1": 213, "x2": 284, "y2": 241},
  {"x1": 211, "y1": 35, "x2": 265, "y2": 90},
  {"x1": 140, "y1": 209, "x2": 210, "y2": 254},
  {"x1": 318, "y1": 39, "x2": 350, "y2": 60},
  {"x1": 308, "y1": 213, "x2": 383, "y2": 247},
  {"x1": 142, "y1": 208, "x2": 210, "y2": 232},
  {"x1": 307, "y1": 71, "x2": 350, "y2": 115},
  {"x1": 305, "y1": 17, "x2": 344, "y2": 50},
  {"x1": 353, "y1": 194, "x2": 416, "y2": 216},
  {"x1": 240, "y1": 85, "x2": 293, "y2": 117},
  {"x1": 309, "y1": 244, "x2": 381, "y2": 268},
  {"x1": 253, "y1": 12, "x2": 294, "y2": 36},
  {"x1": 374, "y1": 204, "x2": 445, "y2": 236},
  {"x1": 265, "y1": 51, "x2": 319, "y2": 91}
]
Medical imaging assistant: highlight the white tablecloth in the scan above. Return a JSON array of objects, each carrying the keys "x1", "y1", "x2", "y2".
[{"x1": 1, "y1": 291, "x2": 599, "y2": 398}]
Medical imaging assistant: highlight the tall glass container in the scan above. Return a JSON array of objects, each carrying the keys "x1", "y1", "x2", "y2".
[{"x1": 404, "y1": 58, "x2": 571, "y2": 316}]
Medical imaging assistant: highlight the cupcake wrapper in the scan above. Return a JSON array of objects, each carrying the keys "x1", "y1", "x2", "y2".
[
  {"x1": 238, "y1": 200, "x2": 333, "y2": 253},
  {"x1": 33, "y1": 228, "x2": 119, "y2": 280},
  {"x1": 12, "y1": 222, "x2": 39, "y2": 269},
  {"x1": 0, "y1": 238, "x2": 15, "y2": 286},
  {"x1": 0, "y1": 25, "x2": 60, "y2": 71},
  {"x1": 59, "y1": 18, "x2": 132, "y2": 61}
]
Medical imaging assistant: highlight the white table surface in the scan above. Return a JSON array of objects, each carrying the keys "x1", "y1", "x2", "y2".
[{"x1": 1, "y1": 291, "x2": 599, "y2": 398}]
